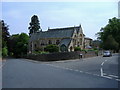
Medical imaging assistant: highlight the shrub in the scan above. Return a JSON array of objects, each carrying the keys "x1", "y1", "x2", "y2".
[
  {"x1": 44, "y1": 44, "x2": 59, "y2": 53},
  {"x1": 74, "y1": 47, "x2": 81, "y2": 51},
  {"x1": 2, "y1": 47, "x2": 8, "y2": 57},
  {"x1": 81, "y1": 49, "x2": 87, "y2": 53}
]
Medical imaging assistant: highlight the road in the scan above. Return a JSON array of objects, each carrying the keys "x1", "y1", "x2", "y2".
[{"x1": 2, "y1": 54, "x2": 120, "y2": 88}]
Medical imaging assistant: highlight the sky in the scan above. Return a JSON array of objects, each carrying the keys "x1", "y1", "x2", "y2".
[{"x1": 1, "y1": 1, "x2": 119, "y2": 40}]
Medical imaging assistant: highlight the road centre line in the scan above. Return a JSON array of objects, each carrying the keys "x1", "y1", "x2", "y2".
[
  {"x1": 101, "y1": 62, "x2": 104, "y2": 66},
  {"x1": 105, "y1": 60, "x2": 108, "y2": 62},
  {"x1": 25, "y1": 58, "x2": 119, "y2": 82},
  {"x1": 46, "y1": 63, "x2": 119, "y2": 82},
  {"x1": 100, "y1": 59, "x2": 108, "y2": 76},
  {"x1": 115, "y1": 79, "x2": 120, "y2": 82},
  {"x1": 100, "y1": 68, "x2": 103, "y2": 76}
]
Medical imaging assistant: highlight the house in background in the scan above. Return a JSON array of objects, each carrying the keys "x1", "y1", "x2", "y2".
[
  {"x1": 84, "y1": 37, "x2": 93, "y2": 49},
  {"x1": 29, "y1": 25, "x2": 92, "y2": 53}
]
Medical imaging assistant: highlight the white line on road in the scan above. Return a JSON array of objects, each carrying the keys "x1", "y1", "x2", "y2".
[
  {"x1": 46, "y1": 63, "x2": 119, "y2": 82},
  {"x1": 101, "y1": 62, "x2": 104, "y2": 66},
  {"x1": 100, "y1": 68, "x2": 103, "y2": 76},
  {"x1": 105, "y1": 60, "x2": 108, "y2": 62},
  {"x1": 69, "y1": 69, "x2": 73, "y2": 71},
  {"x1": 108, "y1": 75, "x2": 119, "y2": 78},
  {"x1": 79, "y1": 71, "x2": 83, "y2": 73},
  {"x1": 100, "y1": 59, "x2": 108, "y2": 76},
  {"x1": 102, "y1": 76, "x2": 113, "y2": 79},
  {"x1": 115, "y1": 79, "x2": 120, "y2": 82},
  {"x1": 74, "y1": 69, "x2": 79, "y2": 72}
]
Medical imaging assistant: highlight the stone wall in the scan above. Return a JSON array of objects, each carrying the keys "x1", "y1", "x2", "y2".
[{"x1": 26, "y1": 51, "x2": 101, "y2": 61}]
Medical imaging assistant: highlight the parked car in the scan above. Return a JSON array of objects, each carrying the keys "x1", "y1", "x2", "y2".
[{"x1": 103, "y1": 51, "x2": 112, "y2": 57}]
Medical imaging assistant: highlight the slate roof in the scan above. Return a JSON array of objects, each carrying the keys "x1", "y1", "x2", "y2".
[
  {"x1": 59, "y1": 38, "x2": 72, "y2": 47},
  {"x1": 48, "y1": 25, "x2": 81, "y2": 33},
  {"x1": 29, "y1": 27, "x2": 78, "y2": 42},
  {"x1": 29, "y1": 26, "x2": 82, "y2": 48}
]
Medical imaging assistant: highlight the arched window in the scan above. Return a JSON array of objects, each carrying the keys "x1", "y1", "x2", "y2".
[
  {"x1": 60, "y1": 44, "x2": 67, "y2": 52},
  {"x1": 48, "y1": 40, "x2": 52, "y2": 44},
  {"x1": 75, "y1": 35, "x2": 77, "y2": 38},
  {"x1": 56, "y1": 40, "x2": 60, "y2": 45},
  {"x1": 34, "y1": 44, "x2": 37, "y2": 48},
  {"x1": 41, "y1": 40, "x2": 44, "y2": 46},
  {"x1": 70, "y1": 46, "x2": 73, "y2": 51},
  {"x1": 80, "y1": 34, "x2": 82, "y2": 37},
  {"x1": 80, "y1": 38, "x2": 82, "y2": 45}
]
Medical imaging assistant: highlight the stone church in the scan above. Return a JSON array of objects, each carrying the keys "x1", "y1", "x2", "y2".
[{"x1": 29, "y1": 25, "x2": 92, "y2": 53}]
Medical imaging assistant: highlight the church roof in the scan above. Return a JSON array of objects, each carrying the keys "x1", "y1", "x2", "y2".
[
  {"x1": 30, "y1": 28, "x2": 74, "y2": 42},
  {"x1": 59, "y1": 38, "x2": 72, "y2": 47},
  {"x1": 29, "y1": 25, "x2": 82, "y2": 42},
  {"x1": 48, "y1": 25, "x2": 80, "y2": 33}
]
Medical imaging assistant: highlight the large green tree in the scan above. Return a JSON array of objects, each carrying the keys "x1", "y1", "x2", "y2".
[
  {"x1": 1, "y1": 20, "x2": 10, "y2": 48},
  {"x1": 9, "y1": 33, "x2": 29, "y2": 57},
  {"x1": 1, "y1": 20, "x2": 10, "y2": 56},
  {"x1": 28, "y1": 15, "x2": 41, "y2": 35},
  {"x1": 97, "y1": 17, "x2": 120, "y2": 51}
]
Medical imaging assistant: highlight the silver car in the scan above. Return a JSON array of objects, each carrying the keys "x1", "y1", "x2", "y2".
[{"x1": 103, "y1": 51, "x2": 112, "y2": 57}]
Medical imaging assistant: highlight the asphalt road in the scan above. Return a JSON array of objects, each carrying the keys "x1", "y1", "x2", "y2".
[{"x1": 2, "y1": 54, "x2": 119, "y2": 88}]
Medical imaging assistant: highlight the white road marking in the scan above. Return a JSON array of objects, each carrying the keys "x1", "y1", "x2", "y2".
[
  {"x1": 101, "y1": 62, "x2": 104, "y2": 66},
  {"x1": 105, "y1": 60, "x2": 108, "y2": 62},
  {"x1": 108, "y1": 75, "x2": 118, "y2": 78},
  {"x1": 100, "y1": 59, "x2": 108, "y2": 76},
  {"x1": 93, "y1": 74, "x2": 100, "y2": 76},
  {"x1": 84, "y1": 72, "x2": 92, "y2": 75},
  {"x1": 100, "y1": 68, "x2": 103, "y2": 76},
  {"x1": 79, "y1": 71, "x2": 83, "y2": 73},
  {"x1": 102, "y1": 76, "x2": 113, "y2": 79},
  {"x1": 115, "y1": 79, "x2": 120, "y2": 82},
  {"x1": 74, "y1": 69, "x2": 79, "y2": 72},
  {"x1": 46, "y1": 63, "x2": 120, "y2": 81}
]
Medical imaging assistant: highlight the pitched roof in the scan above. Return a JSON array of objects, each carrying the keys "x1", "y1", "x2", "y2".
[
  {"x1": 29, "y1": 25, "x2": 82, "y2": 42},
  {"x1": 59, "y1": 38, "x2": 72, "y2": 47},
  {"x1": 48, "y1": 25, "x2": 81, "y2": 33},
  {"x1": 29, "y1": 29, "x2": 74, "y2": 42}
]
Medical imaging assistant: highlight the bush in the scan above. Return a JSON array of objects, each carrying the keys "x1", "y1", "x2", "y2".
[
  {"x1": 44, "y1": 44, "x2": 59, "y2": 53},
  {"x1": 33, "y1": 51, "x2": 49, "y2": 54},
  {"x1": 95, "y1": 50, "x2": 99, "y2": 56},
  {"x1": 81, "y1": 49, "x2": 87, "y2": 53},
  {"x1": 2, "y1": 47, "x2": 8, "y2": 57},
  {"x1": 74, "y1": 47, "x2": 81, "y2": 51}
]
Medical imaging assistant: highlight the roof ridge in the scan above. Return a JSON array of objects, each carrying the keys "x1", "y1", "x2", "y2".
[{"x1": 48, "y1": 25, "x2": 80, "y2": 31}]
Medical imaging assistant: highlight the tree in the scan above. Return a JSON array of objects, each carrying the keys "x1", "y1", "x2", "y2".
[
  {"x1": 44, "y1": 44, "x2": 59, "y2": 53},
  {"x1": 96, "y1": 17, "x2": 120, "y2": 51},
  {"x1": 28, "y1": 15, "x2": 41, "y2": 35},
  {"x1": 9, "y1": 33, "x2": 29, "y2": 57},
  {"x1": 2, "y1": 46, "x2": 8, "y2": 57},
  {"x1": 1, "y1": 20, "x2": 10, "y2": 48},
  {"x1": 103, "y1": 35, "x2": 119, "y2": 51},
  {"x1": 0, "y1": 21, "x2": 2, "y2": 57},
  {"x1": 0, "y1": 20, "x2": 10, "y2": 57}
]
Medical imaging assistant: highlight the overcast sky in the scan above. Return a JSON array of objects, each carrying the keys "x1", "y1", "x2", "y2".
[{"x1": 2, "y1": 1, "x2": 119, "y2": 40}]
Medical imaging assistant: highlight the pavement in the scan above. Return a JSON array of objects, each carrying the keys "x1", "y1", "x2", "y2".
[{"x1": 2, "y1": 54, "x2": 120, "y2": 88}]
